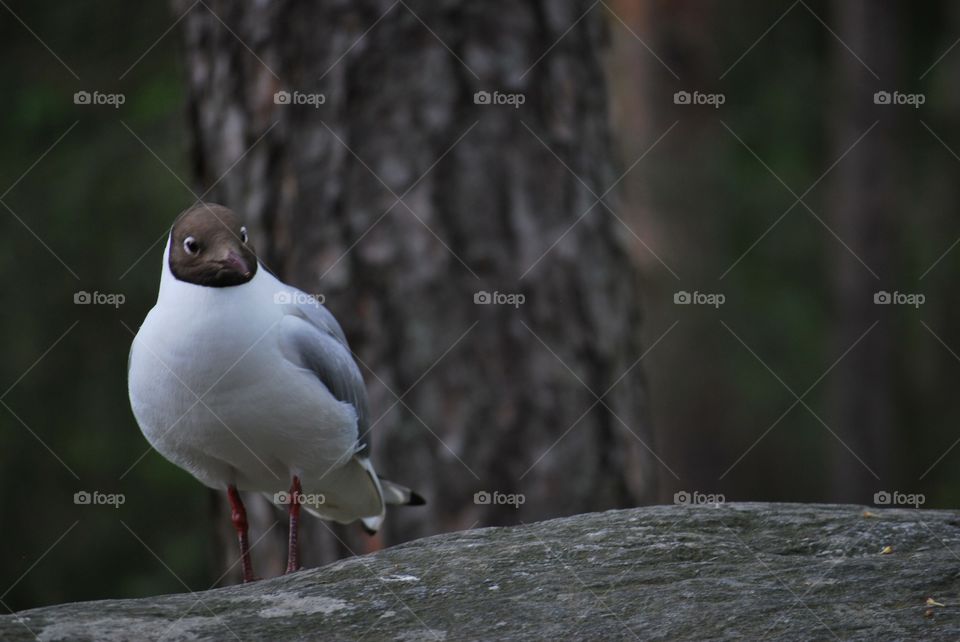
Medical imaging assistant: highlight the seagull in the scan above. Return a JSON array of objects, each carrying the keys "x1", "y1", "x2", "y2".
[{"x1": 128, "y1": 203, "x2": 423, "y2": 582}]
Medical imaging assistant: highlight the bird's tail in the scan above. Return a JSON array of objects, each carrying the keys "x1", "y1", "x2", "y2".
[
  {"x1": 286, "y1": 456, "x2": 424, "y2": 535},
  {"x1": 379, "y1": 478, "x2": 427, "y2": 507},
  {"x1": 357, "y1": 459, "x2": 426, "y2": 535}
]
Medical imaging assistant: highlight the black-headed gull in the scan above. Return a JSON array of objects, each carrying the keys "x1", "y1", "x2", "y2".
[{"x1": 128, "y1": 203, "x2": 423, "y2": 582}]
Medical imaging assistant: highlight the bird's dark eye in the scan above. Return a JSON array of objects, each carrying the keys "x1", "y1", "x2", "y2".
[
  {"x1": 183, "y1": 236, "x2": 199, "y2": 255},
  {"x1": 240, "y1": 226, "x2": 248, "y2": 244}
]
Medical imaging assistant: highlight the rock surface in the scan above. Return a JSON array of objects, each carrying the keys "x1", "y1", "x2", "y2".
[{"x1": 2, "y1": 503, "x2": 959, "y2": 640}]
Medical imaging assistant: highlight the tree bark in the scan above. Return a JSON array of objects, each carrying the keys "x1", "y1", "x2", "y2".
[
  {"x1": 828, "y1": 0, "x2": 898, "y2": 501},
  {"x1": 178, "y1": 0, "x2": 656, "y2": 581}
]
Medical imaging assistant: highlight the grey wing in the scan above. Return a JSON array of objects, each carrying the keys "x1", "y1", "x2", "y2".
[{"x1": 281, "y1": 300, "x2": 371, "y2": 456}]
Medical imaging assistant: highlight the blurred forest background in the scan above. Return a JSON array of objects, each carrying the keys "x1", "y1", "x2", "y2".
[{"x1": 2, "y1": 0, "x2": 959, "y2": 611}]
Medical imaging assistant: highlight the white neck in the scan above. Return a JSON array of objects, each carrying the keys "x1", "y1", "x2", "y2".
[{"x1": 156, "y1": 235, "x2": 280, "y2": 309}]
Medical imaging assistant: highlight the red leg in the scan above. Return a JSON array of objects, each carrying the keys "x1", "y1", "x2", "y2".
[
  {"x1": 226, "y1": 485, "x2": 255, "y2": 583},
  {"x1": 285, "y1": 475, "x2": 302, "y2": 574}
]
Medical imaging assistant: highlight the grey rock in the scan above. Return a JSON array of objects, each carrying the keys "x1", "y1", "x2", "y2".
[{"x1": 2, "y1": 503, "x2": 958, "y2": 640}]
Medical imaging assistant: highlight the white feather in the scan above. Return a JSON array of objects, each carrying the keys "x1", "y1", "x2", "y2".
[{"x1": 128, "y1": 239, "x2": 384, "y2": 524}]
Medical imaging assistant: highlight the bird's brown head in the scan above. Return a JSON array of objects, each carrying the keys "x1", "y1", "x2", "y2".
[{"x1": 168, "y1": 203, "x2": 258, "y2": 287}]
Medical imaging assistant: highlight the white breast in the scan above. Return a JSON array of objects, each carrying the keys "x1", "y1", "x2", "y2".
[{"x1": 128, "y1": 256, "x2": 358, "y2": 492}]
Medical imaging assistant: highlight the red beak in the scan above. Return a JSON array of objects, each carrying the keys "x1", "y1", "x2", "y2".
[{"x1": 222, "y1": 251, "x2": 252, "y2": 278}]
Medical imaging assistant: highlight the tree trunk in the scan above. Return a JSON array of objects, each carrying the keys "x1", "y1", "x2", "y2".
[
  {"x1": 178, "y1": 0, "x2": 655, "y2": 582},
  {"x1": 828, "y1": 0, "x2": 897, "y2": 501}
]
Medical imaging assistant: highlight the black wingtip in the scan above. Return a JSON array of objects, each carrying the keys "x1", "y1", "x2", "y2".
[
  {"x1": 407, "y1": 491, "x2": 427, "y2": 506},
  {"x1": 361, "y1": 523, "x2": 378, "y2": 536}
]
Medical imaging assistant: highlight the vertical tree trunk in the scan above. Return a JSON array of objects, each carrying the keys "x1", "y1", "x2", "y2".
[
  {"x1": 178, "y1": 0, "x2": 655, "y2": 582},
  {"x1": 828, "y1": 0, "x2": 897, "y2": 501}
]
